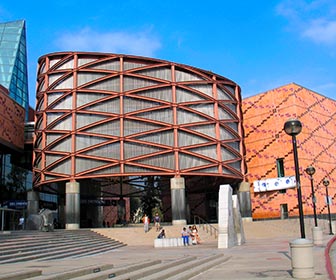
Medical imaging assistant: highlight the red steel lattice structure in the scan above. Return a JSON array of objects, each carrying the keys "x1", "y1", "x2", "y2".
[{"x1": 33, "y1": 52, "x2": 245, "y2": 187}]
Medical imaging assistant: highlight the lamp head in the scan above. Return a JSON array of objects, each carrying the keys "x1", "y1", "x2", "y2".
[
  {"x1": 305, "y1": 166, "x2": 316, "y2": 176},
  {"x1": 323, "y1": 178, "x2": 330, "y2": 187},
  {"x1": 284, "y1": 119, "x2": 302, "y2": 136}
]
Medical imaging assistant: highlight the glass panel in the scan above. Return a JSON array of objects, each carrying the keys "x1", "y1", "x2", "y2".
[
  {"x1": 135, "y1": 67, "x2": 172, "y2": 81},
  {"x1": 187, "y1": 84, "x2": 213, "y2": 97},
  {"x1": 77, "y1": 92, "x2": 110, "y2": 107},
  {"x1": 76, "y1": 135, "x2": 108, "y2": 150},
  {"x1": 177, "y1": 109, "x2": 208, "y2": 124},
  {"x1": 124, "y1": 142, "x2": 164, "y2": 159},
  {"x1": 84, "y1": 119, "x2": 120, "y2": 136},
  {"x1": 85, "y1": 77, "x2": 120, "y2": 92},
  {"x1": 135, "y1": 109, "x2": 173, "y2": 124},
  {"x1": 175, "y1": 69, "x2": 204, "y2": 82},
  {"x1": 188, "y1": 103, "x2": 214, "y2": 118},
  {"x1": 89, "y1": 59, "x2": 120, "y2": 71},
  {"x1": 179, "y1": 153, "x2": 213, "y2": 169},
  {"x1": 176, "y1": 87, "x2": 206, "y2": 103},
  {"x1": 123, "y1": 119, "x2": 162, "y2": 136},
  {"x1": 83, "y1": 142, "x2": 121, "y2": 159},
  {"x1": 51, "y1": 75, "x2": 73, "y2": 90},
  {"x1": 134, "y1": 87, "x2": 172, "y2": 102},
  {"x1": 178, "y1": 131, "x2": 209, "y2": 147},
  {"x1": 76, "y1": 113, "x2": 106, "y2": 129},
  {"x1": 136, "y1": 130, "x2": 174, "y2": 146},
  {"x1": 217, "y1": 86, "x2": 234, "y2": 100},
  {"x1": 77, "y1": 72, "x2": 106, "y2": 86},
  {"x1": 136, "y1": 153, "x2": 175, "y2": 169},
  {"x1": 123, "y1": 96, "x2": 162, "y2": 113},
  {"x1": 123, "y1": 61, "x2": 148, "y2": 70},
  {"x1": 123, "y1": 76, "x2": 159, "y2": 91}
]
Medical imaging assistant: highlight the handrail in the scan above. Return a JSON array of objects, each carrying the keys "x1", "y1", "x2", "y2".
[{"x1": 193, "y1": 215, "x2": 218, "y2": 239}]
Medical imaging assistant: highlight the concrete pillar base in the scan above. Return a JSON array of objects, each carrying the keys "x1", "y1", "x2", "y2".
[
  {"x1": 172, "y1": 219, "x2": 187, "y2": 225},
  {"x1": 290, "y1": 238, "x2": 314, "y2": 279},
  {"x1": 66, "y1": 223, "x2": 80, "y2": 230},
  {"x1": 312, "y1": 226, "x2": 323, "y2": 245}
]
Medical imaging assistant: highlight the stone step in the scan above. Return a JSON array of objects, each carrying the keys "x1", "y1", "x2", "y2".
[
  {"x1": 0, "y1": 241, "x2": 125, "y2": 264},
  {"x1": 26, "y1": 264, "x2": 115, "y2": 280},
  {"x1": 165, "y1": 255, "x2": 231, "y2": 280},
  {"x1": 106, "y1": 255, "x2": 198, "y2": 280},
  {"x1": 69, "y1": 259, "x2": 162, "y2": 280},
  {"x1": 0, "y1": 236, "x2": 119, "y2": 255},
  {"x1": 0, "y1": 230, "x2": 125, "y2": 264},
  {"x1": 137, "y1": 254, "x2": 226, "y2": 280}
]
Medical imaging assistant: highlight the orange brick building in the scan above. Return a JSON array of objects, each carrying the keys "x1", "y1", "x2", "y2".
[{"x1": 242, "y1": 83, "x2": 336, "y2": 220}]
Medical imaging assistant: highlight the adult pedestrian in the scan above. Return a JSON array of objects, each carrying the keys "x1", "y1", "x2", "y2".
[
  {"x1": 142, "y1": 214, "x2": 149, "y2": 233},
  {"x1": 153, "y1": 212, "x2": 161, "y2": 232}
]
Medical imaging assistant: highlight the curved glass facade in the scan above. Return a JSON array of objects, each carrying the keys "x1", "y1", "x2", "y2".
[{"x1": 34, "y1": 52, "x2": 245, "y2": 187}]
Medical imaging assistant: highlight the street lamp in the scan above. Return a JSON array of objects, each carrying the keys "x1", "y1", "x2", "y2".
[
  {"x1": 322, "y1": 178, "x2": 334, "y2": 235},
  {"x1": 305, "y1": 166, "x2": 318, "y2": 227},
  {"x1": 284, "y1": 119, "x2": 305, "y2": 238}
]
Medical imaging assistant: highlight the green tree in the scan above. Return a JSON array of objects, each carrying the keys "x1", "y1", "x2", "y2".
[{"x1": 141, "y1": 176, "x2": 162, "y2": 221}]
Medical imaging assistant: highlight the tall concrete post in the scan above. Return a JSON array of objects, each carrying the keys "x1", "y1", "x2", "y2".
[
  {"x1": 218, "y1": 184, "x2": 237, "y2": 248},
  {"x1": 170, "y1": 177, "x2": 187, "y2": 225},
  {"x1": 65, "y1": 181, "x2": 80, "y2": 230},
  {"x1": 238, "y1": 182, "x2": 252, "y2": 221},
  {"x1": 27, "y1": 190, "x2": 39, "y2": 217}
]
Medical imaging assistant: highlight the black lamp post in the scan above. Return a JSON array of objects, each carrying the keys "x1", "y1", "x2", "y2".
[
  {"x1": 322, "y1": 178, "x2": 334, "y2": 235},
  {"x1": 305, "y1": 166, "x2": 318, "y2": 227},
  {"x1": 284, "y1": 119, "x2": 305, "y2": 238}
]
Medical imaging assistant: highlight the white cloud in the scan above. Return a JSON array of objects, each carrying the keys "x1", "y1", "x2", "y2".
[
  {"x1": 54, "y1": 28, "x2": 161, "y2": 57},
  {"x1": 302, "y1": 19, "x2": 336, "y2": 44},
  {"x1": 276, "y1": 0, "x2": 336, "y2": 46}
]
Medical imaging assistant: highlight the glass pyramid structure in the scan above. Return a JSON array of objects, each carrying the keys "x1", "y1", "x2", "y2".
[{"x1": 0, "y1": 20, "x2": 29, "y2": 119}]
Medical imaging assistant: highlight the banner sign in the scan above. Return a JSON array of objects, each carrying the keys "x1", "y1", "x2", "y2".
[
  {"x1": 4, "y1": 200, "x2": 27, "y2": 209},
  {"x1": 253, "y1": 176, "x2": 296, "y2": 192}
]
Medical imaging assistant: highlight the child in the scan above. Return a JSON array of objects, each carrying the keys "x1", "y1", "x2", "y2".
[
  {"x1": 157, "y1": 229, "x2": 166, "y2": 239},
  {"x1": 181, "y1": 227, "x2": 189, "y2": 246}
]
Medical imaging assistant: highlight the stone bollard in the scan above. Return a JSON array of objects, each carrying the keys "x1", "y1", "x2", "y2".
[
  {"x1": 312, "y1": 226, "x2": 323, "y2": 245},
  {"x1": 290, "y1": 238, "x2": 314, "y2": 279}
]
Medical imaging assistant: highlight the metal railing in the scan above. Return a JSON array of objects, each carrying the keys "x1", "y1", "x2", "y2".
[{"x1": 193, "y1": 215, "x2": 218, "y2": 239}]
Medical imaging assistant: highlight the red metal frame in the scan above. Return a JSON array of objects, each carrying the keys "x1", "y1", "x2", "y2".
[{"x1": 33, "y1": 52, "x2": 245, "y2": 187}]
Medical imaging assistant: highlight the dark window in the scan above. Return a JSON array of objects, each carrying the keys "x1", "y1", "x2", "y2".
[{"x1": 276, "y1": 158, "x2": 284, "y2": 177}]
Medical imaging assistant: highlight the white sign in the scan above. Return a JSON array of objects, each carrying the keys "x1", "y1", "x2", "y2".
[
  {"x1": 253, "y1": 176, "x2": 296, "y2": 192},
  {"x1": 325, "y1": 196, "x2": 333, "y2": 205}
]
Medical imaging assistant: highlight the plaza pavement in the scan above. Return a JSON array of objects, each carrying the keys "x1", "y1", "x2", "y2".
[{"x1": 0, "y1": 219, "x2": 335, "y2": 279}]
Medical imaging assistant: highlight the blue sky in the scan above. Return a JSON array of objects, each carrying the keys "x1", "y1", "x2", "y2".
[{"x1": 1, "y1": 0, "x2": 336, "y2": 107}]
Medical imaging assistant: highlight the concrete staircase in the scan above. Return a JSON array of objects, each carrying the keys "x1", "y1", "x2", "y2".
[
  {"x1": 92, "y1": 223, "x2": 218, "y2": 246},
  {"x1": 0, "y1": 229, "x2": 126, "y2": 264},
  {"x1": 0, "y1": 254, "x2": 230, "y2": 280}
]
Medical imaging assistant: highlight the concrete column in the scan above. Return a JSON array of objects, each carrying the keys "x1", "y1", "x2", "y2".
[
  {"x1": 27, "y1": 190, "x2": 39, "y2": 217},
  {"x1": 238, "y1": 182, "x2": 252, "y2": 219},
  {"x1": 65, "y1": 181, "x2": 80, "y2": 230},
  {"x1": 170, "y1": 177, "x2": 186, "y2": 225},
  {"x1": 218, "y1": 184, "x2": 236, "y2": 248},
  {"x1": 290, "y1": 238, "x2": 314, "y2": 279}
]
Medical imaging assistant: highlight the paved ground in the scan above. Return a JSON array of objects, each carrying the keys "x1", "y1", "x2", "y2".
[{"x1": 1, "y1": 219, "x2": 335, "y2": 279}]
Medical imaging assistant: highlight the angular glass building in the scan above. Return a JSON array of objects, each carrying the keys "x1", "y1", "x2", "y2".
[
  {"x1": 0, "y1": 20, "x2": 32, "y2": 230},
  {"x1": 33, "y1": 52, "x2": 246, "y2": 228},
  {"x1": 0, "y1": 20, "x2": 29, "y2": 120}
]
